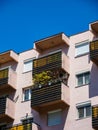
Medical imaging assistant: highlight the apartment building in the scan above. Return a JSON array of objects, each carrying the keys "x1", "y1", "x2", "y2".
[{"x1": 0, "y1": 21, "x2": 98, "y2": 130}]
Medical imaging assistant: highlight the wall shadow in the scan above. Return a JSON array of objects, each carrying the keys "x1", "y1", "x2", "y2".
[{"x1": 89, "y1": 63, "x2": 98, "y2": 98}]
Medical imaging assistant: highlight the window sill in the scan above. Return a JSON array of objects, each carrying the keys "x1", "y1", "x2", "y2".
[
  {"x1": 21, "y1": 99, "x2": 31, "y2": 103},
  {"x1": 22, "y1": 70, "x2": 32, "y2": 74},
  {"x1": 76, "y1": 116, "x2": 91, "y2": 121},
  {"x1": 48, "y1": 123, "x2": 61, "y2": 127},
  {"x1": 75, "y1": 52, "x2": 89, "y2": 58},
  {"x1": 75, "y1": 83, "x2": 90, "y2": 88}
]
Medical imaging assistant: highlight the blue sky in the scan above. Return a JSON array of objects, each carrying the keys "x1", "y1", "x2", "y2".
[{"x1": 0, "y1": 0, "x2": 98, "y2": 53}]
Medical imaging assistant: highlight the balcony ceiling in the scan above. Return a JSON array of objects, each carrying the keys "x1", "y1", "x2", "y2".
[
  {"x1": 35, "y1": 33, "x2": 69, "y2": 52},
  {"x1": 0, "y1": 51, "x2": 18, "y2": 64},
  {"x1": 0, "y1": 115, "x2": 14, "y2": 123},
  {"x1": 91, "y1": 21, "x2": 98, "y2": 33}
]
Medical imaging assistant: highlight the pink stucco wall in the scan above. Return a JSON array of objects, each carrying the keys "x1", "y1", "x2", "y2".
[
  {"x1": 6, "y1": 97, "x2": 15, "y2": 119},
  {"x1": 13, "y1": 30, "x2": 97, "y2": 130}
]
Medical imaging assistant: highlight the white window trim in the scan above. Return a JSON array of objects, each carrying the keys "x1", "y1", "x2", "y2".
[
  {"x1": 76, "y1": 71, "x2": 90, "y2": 87},
  {"x1": 0, "y1": 66, "x2": 11, "y2": 71},
  {"x1": 75, "y1": 40, "x2": 89, "y2": 46},
  {"x1": 23, "y1": 59, "x2": 33, "y2": 73},
  {"x1": 48, "y1": 109, "x2": 61, "y2": 114},
  {"x1": 21, "y1": 115, "x2": 33, "y2": 121},
  {"x1": 23, "y1": 87, "x2": 31, "y2": 101},
  {"x1": 75, "y1": 69, "x2": 90, "y2": 75},
  {"x1": 76, "y1": 101, "x2": 91, "y2": 107},
  {"x1": 75, "y1": 40, "x2": 89, "y2": 57},
  {"x1": 24, "y1": 57, "x2": 35, "y2": 63},
  {"x1": 76, "y1": 101, "x2": 91, "y2": 120}
]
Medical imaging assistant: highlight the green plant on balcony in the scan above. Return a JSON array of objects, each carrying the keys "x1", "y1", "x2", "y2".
[{"x1": 33, "y1": 71, "x2": 52, "y2": 88}]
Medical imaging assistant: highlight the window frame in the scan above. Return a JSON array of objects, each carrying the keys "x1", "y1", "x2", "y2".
[
  {"x1": 76, "y1": 71, "x2": 90, "y2": 87},
  {"x1": 76, "y1": 102, "x2": 91, "y2": 119},
  {"x1": 21, "y1": 117, "x2": 33, "y2": 124},
  {"x1": 23, "y1": 87, "x2": 31, "y2": 101},
  {"x1": 75, "y1": 40, "x2": 89, "y2": 57},
  {"x1": 23, "y1": 59, "x2": 33, "y2": 73},
  {"x1": 47, "y1": 109, "x2": 62, "y2": 126}
]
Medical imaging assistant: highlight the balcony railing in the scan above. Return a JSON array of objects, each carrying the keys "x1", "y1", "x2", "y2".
[
  {"x1": 33, "y1": 51, "x2": 69, "y2": 75},
  {"x1": 32, "y1": 51, "x2": 70, "y2": 110},
  {"x1": 31, "y1": 82, "x2": 70, "y2": 110},
  {"x1": 92, "y1": 105, "x2": 98, "y2": 129},
  {"x1": 6, "y1": 123, "x2": 32, "y2": 130},
  {"x1": 0, "y1": 96, "x2": 15, "y2": 123},
  {"x1": 0, "y1": 68, "x2": 16, "y2": 91},
  {"x1": 6, "y1": 123, "x2": 40, "y2": 130},
  {"x1": 90, "y1": 40, "x2": 98, "y2": 65},
  {"x1": 33, "y1": 51, "x2": 61, "y2": 74}
]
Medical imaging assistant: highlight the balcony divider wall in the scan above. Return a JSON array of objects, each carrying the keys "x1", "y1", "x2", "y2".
[{"x1": 0, "y1": 96, "x2": 15, "y2": 123}]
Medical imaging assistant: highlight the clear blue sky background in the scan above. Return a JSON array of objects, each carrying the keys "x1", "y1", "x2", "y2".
[{"x1": 0, "y1": 0, "x2": 98, "y2": 53}]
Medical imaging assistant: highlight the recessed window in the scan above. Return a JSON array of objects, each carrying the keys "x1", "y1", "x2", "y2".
[
  {"x1": 76, "y1": 72, "x2": 90, "y2": 86},
  {"x1": 22, "y1": 118, "x2": 33, "y2": 124},
  {"x1": 0, "y1": 125, "x2": 6, "y2": 130},
  {"x1": 48, "y1": 109, "x2": 62, "y2": 126},
  {"x1": 23, "y1": 88, "x2": 31, "y2": 101},
  {"x1": 23, "y1": 60, "x2": 33, "y2": 73},
  {"x1": 77, "y1": 103, "x2": 91, "y2": 119},
  {"x1": 75, "y1": 41, "x2": 89, "y2": 57}
]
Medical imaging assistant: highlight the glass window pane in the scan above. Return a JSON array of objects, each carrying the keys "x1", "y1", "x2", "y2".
[
  {"x1": 75, "y1": 42, "x2": 89, "y2": 56},
  {"x1": 77, "y1": 74, "x2": 83, "y2": 86},
  {"x1": 25, "y1": 89, "x2": 29, "y2": 100},
  {"x1": 86, "y1": 106, "x2": 91, "y2": 117},
  {"x1": 23, "y1": 60, "x2": 32, "y2": 72},
  {"x1": 48, "y1": 110, "x2": 61, "y2": 126},
  {"x1": 78, "y1": 107, "x2": 84, "y2": 118},
  {"x1": 24, "y1": 88, "x2": 31, "y2": 101},
  {"x1": 85, "y1": 72, "x2": 90, "y2": 84}
]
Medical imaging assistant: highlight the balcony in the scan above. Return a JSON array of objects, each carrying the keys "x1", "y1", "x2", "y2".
[
  {"x1": 90, "y1": 40, "x2": 98, "y2": 65},
  {"x1": 0, "y1": 96, "x2": 15, "y2": 123},
  {"x1": 0, "y1": 50, "x2": 18, "y2": 64},
  {"x1": 34, "y1": 33, "x2": 69, "y2": 52},
  {"x1": 0, "y1": 68, "x2": 17, "y2": 92},
  {"x1": 31, "y1": 82, "x2": 70, "y2": 110},
  {"x1": 6, "y1": 123, "x2": 40, "y2": 130},
  {"x1": 92, "y1": 105, "x2": 98, "y2": 129},
  {"x1": 32, "y1": 51, "x2": 70, "y2": 110},
  {"x1": 90, "y1": 21, "x2": 98, "y2": 34},
  {"x1": 33, "y1": 51, "x2": 69, "y2": 75}
]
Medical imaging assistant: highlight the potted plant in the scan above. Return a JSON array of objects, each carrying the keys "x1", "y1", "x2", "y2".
[{"x1": 33, "y1": 71, "x2": 52, "y2": 88}]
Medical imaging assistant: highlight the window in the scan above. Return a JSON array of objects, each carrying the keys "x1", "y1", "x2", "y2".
[
  {"x1": 22, "y1": 118, "x2": 33, "y2": 124},
  {"x1": 0, "y1": 125, "x2": 6, "y2": 130},
  {"x1": 75, "y1": 41, "x2": 89, "y2": 57},
  {"x1": 76, "y1": 72, "x2": 90, "y2": 86},
  {"x1": 23, "y1": 88, "x2": 31, "y2": 101},
  {"x1": 77, "y1": 103, "x2": 91, "y2": 119},
  {"x1": 23, "y1": 60, "x2": 33, "y2": 73},
  {"x1": 48, "y1": 109, "x2": 62, "y2": 126}
]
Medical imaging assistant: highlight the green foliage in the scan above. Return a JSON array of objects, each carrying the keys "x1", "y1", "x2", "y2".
[{"x1": 33, "y1": 71, "x2": 52, "y2": 86}]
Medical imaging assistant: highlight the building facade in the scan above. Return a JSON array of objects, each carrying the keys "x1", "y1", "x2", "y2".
[{"x1": 0, "y1": 21, "x2": 98, "y2": 130}]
